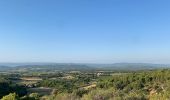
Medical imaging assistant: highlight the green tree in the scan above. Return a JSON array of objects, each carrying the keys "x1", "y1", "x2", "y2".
[
  {"x1": 1, "y1": 93, "x2": 19, "y2": 100},
  {"x1": 29, "y1": 93, "x2": 40, "y2": 100}
]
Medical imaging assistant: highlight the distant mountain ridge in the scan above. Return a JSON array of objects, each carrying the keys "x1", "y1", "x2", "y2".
[
  {"x1": 0, "y1": 63, "x2": 169, "y2": 71},
  {"x1": 88, "y1": 63, "x2": 169, "y2": 71}
]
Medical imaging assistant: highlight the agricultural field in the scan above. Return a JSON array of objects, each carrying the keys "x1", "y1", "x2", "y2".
[{"x1": 0, "y1": 64, "x2": 170, "y2": 100}]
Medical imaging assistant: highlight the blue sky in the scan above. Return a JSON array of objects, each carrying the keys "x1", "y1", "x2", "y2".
[{"x1": 0, "y1": 0, "x2": 170, "y2": 63}]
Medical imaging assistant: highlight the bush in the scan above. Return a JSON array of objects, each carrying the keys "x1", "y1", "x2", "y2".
[
  {"x1": 1, "y1": 93, "x2": 19, "y2": 100},
  {"x1": 29, "y1": 93, "x2": 40, "y2": 100}
]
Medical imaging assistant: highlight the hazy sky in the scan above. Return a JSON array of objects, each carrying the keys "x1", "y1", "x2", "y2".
[{"x1": 0, "y1": 0, "x2": 170, "y2": 63}]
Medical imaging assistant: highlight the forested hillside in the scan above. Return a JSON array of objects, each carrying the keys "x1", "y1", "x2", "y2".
[{"x1": 1, "y1": 69, "x2": 170, "y2": 100}]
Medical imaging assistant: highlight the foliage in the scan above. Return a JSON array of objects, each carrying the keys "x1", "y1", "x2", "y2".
[
  {"x1": 0, "y1": 81, "x2": 27, "y2": 98},
  {"x1": 1, "y1": 69, "x2": 170, "y2": 100},
  {"x1": 29, "y1": 93, "x2": 40, "y2": 100},
  {"x1": 1, "y1": 93, "x2": 19, "y2": 100},
  {"x1": 81, "y1": 88, "x2": 114, "y2": 100}
]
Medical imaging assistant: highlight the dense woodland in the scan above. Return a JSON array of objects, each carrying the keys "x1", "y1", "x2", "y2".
[{"x1": 0, "y1": 69, "x2": 170, "y2": 100}]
